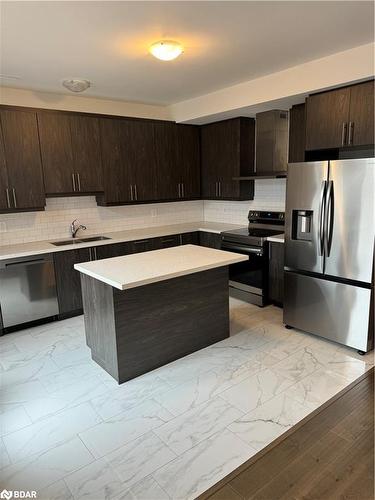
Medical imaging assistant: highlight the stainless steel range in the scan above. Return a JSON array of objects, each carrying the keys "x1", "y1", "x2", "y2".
[{"x1": 221, "y1": 211, "x2": 285, "y2": 306}]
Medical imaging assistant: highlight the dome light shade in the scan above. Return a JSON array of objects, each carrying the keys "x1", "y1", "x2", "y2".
[
  {"x1": 149, "y1": 40, "x2": 183, "y2": 61},
  {"x1": 62, "y1": 79, "x2": 91, "y2": 93}
]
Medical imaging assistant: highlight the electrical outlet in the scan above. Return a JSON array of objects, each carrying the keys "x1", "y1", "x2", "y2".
[{"x1": 151, "y1": 209, "x2": 157, "y2": 217}]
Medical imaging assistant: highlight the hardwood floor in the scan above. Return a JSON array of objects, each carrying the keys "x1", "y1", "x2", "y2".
[{"x1": 200, "y1": 368, "x2": 374, "y2": 500}]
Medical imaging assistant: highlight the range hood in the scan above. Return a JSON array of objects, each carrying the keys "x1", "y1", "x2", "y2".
[{"x1": 234, "y1": 110, "x2": 289, "y2": 180}]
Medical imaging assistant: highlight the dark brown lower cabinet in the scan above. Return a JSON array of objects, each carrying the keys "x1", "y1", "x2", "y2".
[
  {"x1": 127, "y1": 239, "x2": 157, "y2": 254},
  {"x1": 199, "y1": 231, "x2": 222, "y2": 249},
  {"x1": 268, "y1": 241, "x2": 284, "y2": 305},
  {"x1": 154, "y1": 234, "x2": 181, "y2": 249},
  {"x1": 95, "y1": 242, "x2": 131, "y2": 260},
  {"x1": 54, "y1": 248, "x2": 91, "y2": 316},
  {"x1": 181, "y1": 232, "x2": 200, "y2": 245}
]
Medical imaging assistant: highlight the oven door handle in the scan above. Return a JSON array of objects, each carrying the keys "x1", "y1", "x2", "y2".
[{"x1": 221, "y1": 243, "x2": 263, "y2": 256}]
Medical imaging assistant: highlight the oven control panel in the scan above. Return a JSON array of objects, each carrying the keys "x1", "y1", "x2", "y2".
[{"x1": 248, "y1": 211, "x2": 285, "y2": 225}]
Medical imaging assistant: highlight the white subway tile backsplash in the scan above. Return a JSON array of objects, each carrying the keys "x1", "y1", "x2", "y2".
[
  {"x1": 0, "y1": 198, "x2": 203, "y2": 246},
  {"x1": 203, "y1": 180, "x2": 286, "y2": 224},
  {"x1": 0, "y1": 180, "x2": 285, "y2": 246}
]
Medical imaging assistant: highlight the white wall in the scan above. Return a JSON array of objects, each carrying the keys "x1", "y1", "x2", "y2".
[
  {"x1": 170, "y1": 43, "x2": 375, "y2": 123},
  {"x1": 0, "y1": 87, "x2": 171, "y2": 121}
]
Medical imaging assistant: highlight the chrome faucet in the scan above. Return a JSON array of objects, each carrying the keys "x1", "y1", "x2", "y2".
[{"x1": 70, "y1": 219, "x2": 87, "y2": 238}]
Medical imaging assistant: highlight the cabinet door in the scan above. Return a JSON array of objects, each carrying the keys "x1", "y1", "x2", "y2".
[
  {"x1": 153, "y1": 122, "x2": 178, "y2": 200},
  {"x1": 176, "y1": 125, "x2": 200, "y2": 199},
  {"x1": 201, "y1": 119, "x2": 242, "y2": 199},
  {"x1": 70, "y1": 115, "x2": 103, "y2": 193},
  {"x1": 268, "y1": 242, "x2": 284, "y2": 305},
  {"x1": 305, "y1": 88, "x2": 350, "y2": 150},
  {"x1": 38, "y1": 112, "x2": 74, "y2": 194},
  {"x1": 0, "y1": 124, "x2": 9, "y2": 210},
  {"x1": 0, "y1": 109, "x2": 45, "y2": 209},
  {"x1": 348, "y1": 81, "x2": 374, "y2": 147},
  {"x1": 100, "y1": 118, "x2": 133, "y2": 203},
  {"x1": 200, "y1": 123, "x2": 222, "y2": 198},
  {"x1": 288, "y1": 104, "x2": 306, "y2": 163},
  {"x1": 125, "y1": 120, "x2": 155, "y2": 202},
  {"x1": 199, "y1": 231, "x2": 222, "y2": 249},
  {"x1": 95, "y1": 242, "x2": 131, "y2": 259},
  {"x1": 54, "y1": 248, "x2": 91, "y2": 315},
  {"x1": 181, "y1": 232, "x2": 199, "y2": 245}
]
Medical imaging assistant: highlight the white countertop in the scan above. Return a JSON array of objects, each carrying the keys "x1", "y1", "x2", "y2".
[
  {"x1": 74, "y1": 244, "x2": 248, "y2": 290},
  {"x1": 267, "y1": 234, "x2": 285, "y2": 243},
  {"x1": 0, "y1": 221, "x2": 244, "y2": 261}
]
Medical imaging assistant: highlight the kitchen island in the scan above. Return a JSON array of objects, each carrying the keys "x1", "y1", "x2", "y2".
[{"x1": 75, "y1": 244, "x2": 247, "y2": 383}]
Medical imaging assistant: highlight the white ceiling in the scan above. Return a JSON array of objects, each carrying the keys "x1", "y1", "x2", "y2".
[{"x1": 1, "y1": 1, "x2": 374, "y2": 105}]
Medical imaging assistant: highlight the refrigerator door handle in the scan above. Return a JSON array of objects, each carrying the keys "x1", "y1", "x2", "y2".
[
  {"x1": 324, "y1": 180, "x2": 334, "y2": 257},
  {"x1": 318, "y1": 181, "x2": 327, "y2": 256}
]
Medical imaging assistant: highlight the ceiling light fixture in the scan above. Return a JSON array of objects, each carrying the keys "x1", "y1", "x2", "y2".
[
  {"x1": 149, "y1": 40, "x2": 183, "y2": 61},
  {"x1": 62, "y1": 79, "x2": 91, "y2": 93}
]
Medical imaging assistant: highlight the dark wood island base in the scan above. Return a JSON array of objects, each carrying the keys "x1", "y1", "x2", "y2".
[{"x1": 80, "y1": 267, "x2": 230, "y2": 383}]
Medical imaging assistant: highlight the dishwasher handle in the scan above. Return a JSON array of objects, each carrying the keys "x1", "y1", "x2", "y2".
[{"x1": 0, "y1": 255, "x2": 54, "y2": 269}]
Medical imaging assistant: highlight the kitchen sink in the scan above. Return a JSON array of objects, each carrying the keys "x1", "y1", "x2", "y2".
[{"x1": 51, "y1": 236, "x2": 111, "y2": 246}]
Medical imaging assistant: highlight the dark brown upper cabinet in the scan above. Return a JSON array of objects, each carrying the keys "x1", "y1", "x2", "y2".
[
  {"x1": 99, "y1": 119, "x2": 200, "y2": 205},
  {"x1": 38, "y1": 111, "x2": 103, "y2": 195},
  {"x1": 200, "y1": 117, "x2": 255, "y2": 200},
  {"x1": 154, "y1": 122, "x2": 200, "y2": 201},
  {"x1": 69, "y1": 115, "x2": 103, "y2": 192},
  {"x1": 153, "y1": 121, "x2": 177, "y2": 200},
  {"x1": 176, "y1": 125, "x2": 200, "y2": 200},
  {"x1": 99, "y1": 117, "x2": 155, "y2": 204},
  {"x1": 0, "y1": 123, "x2": 9, "y2": 210},
  {"x1": 256, "y1": 110, "x2": 289, "y2": 174},
  {"x1": 305, "y1": 81, "x2": 374, "y2": 151},
  {"x1": 348, "y1": 80, "x2": 374, "y2": 147},
  {"x1": 288, "y1": 103, "x2": 306, "y2": 163},
  {"x1": 0, "y1": 108, "x2": 45, "y2": 211}
]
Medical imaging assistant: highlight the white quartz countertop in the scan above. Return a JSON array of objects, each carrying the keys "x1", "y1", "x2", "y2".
[
  {"x1": 74, "y1": 244, "x2": 248, "y2": 290},
  {"x1": 267, "y1": 234, "x2": 285, "y2": 243},
  {"x1": 0, "y1": 221, "x2": 244, "y2": 261}
]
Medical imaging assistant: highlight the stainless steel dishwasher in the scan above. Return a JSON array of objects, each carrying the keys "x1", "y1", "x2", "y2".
[{"x1": 0, "y1": 254, "x2": 59, "y2": 329}]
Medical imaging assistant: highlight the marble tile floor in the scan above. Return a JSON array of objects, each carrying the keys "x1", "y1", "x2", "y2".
[{"x1": 0, "y1": 298, "x2": 373, "y2": 499}]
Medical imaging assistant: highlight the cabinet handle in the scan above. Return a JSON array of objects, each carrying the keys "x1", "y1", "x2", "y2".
[
  {"x1": 130, "y1": 185, "x2": 133, "y2": 201},
  {"x1": 182, "y1": 183, "x2": 185, "y2": 198},
  {"x1": 5, "y1": 188, "x2": 10, "y2": 208},
  {"x1": 72, "y1": 173, "x2": 76, "y2": 192},
  {"x1": 178, "y1": 183, "x2": 181, "y2": 198},
  {"x1": 348, "y1": 122, "x2": 354, "y2": 145},
  {"x1": 134, "y1": 184, "x2": 138, "y2": 201},
  {"x1": 215, "y1": 182, "x2": 218, "y2": 197},
  {"x1": 76, "y1": 173, "x2": 81, "y2": 191},
  {"x1": 94, "y1": 247, "x2": 98, "y2": 260},
  {"x1": 341, "y1": 123, "x2": 347, "y2": 146},
  {"x1": 219, "y1": 181, "x2": 222, "y2": 197},
  {"x1": 162, "y1": 238, "x2": 176, "y2": 243},
  {"x1": 134, "y1": 239, "x2": 149, "y2": 244},
  {"x1": 12, "y1": 188, "x2": 17, "y2": 208}
]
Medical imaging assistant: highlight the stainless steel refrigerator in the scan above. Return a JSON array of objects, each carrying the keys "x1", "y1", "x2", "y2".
[{"x1": 284, "y1": 158, "x2": 374, "y2": 352}]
